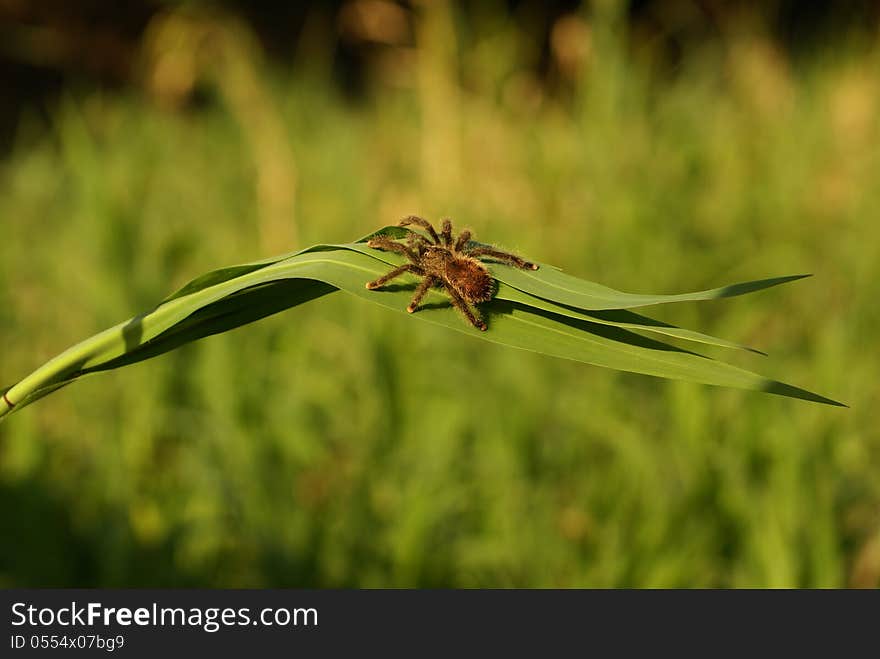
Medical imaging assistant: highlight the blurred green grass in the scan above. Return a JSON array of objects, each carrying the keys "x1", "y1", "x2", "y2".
[{"x1": 0, "y1": 5, "x2": 878, "y2": 587}]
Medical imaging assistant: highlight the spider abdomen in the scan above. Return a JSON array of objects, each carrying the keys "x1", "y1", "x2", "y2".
[{"x1": 444, "y1": 257, "x2": 495, "y2": 303}]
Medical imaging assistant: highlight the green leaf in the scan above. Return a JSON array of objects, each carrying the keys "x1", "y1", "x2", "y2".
[
  {"x1": 341, "y1": 227, "x2": 812, "y2": 311},
  {"x1": 496, "y1": 284, "x2": 766, "y2": 354},
  {"x1": 1, "y1": 241, "x2": 844, "y2": 419},
  {"x1": 332, "y1": 234, "x2": 768, "y2": 354},
  {"x1": 94, "y1": 279, "x2": 337, "y2": 372},
  {"x1": 160, "y1": 226, "x2": 408, "y2": 302}
]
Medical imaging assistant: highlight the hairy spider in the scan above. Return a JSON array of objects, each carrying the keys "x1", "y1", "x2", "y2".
[{"x1": 365, "y1": 216, "x2": 538, "y2": 331}]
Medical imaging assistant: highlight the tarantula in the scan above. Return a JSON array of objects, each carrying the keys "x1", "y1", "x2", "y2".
[{"x1": 365, "y1": 216, "x2": 538, "y2": 331}]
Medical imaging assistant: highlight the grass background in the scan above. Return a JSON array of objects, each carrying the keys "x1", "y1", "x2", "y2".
[{"x1": 0, "y1": 2, "x2": 877, "y2": 587}]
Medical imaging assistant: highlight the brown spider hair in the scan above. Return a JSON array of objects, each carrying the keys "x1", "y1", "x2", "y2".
[{"x1": 365, "y1": 216, "x2": 538, "y2": 330}]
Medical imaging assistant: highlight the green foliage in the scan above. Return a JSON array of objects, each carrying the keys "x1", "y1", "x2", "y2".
[
  {"x1": 0, "y1": 16, "x2": 875, "y2": 588},
  {"x1": 0, "y1": 228, "x2": 841, "y2": 418}
]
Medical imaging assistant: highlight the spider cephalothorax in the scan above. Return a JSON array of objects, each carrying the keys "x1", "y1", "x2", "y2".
[{"x1": 365, "y1": 216, "x2": 538, "y2": 331}]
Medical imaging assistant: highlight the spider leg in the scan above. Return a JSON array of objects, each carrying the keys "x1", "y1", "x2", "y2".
[
  {"x1": 440, "y1": 218, "x2": 453, "y2": 246},
  {"x1": 406, "y1": 275, "x2": 438, "y2": 313},
  {"x1": 406, "y1": 232, "x2": 431, "y2": 254},
  {"x1": 442, "y1": 282, "x2": 487, "y2": 331},
  {"x1": 366, "y1": 264, "x2": 425, "y2": 289},
  {"x1": 399, "y1": 215, "x2": 440, "y2": 244},
  {"x1": 453, "y1": 229, "x2": 472, "y2": 252},
  {"x1": 464, "y1": 246, "x2": 539, "y2": 270},
  {"x1": 367, "y1": 235, "x2": 419, "y2": 262}
]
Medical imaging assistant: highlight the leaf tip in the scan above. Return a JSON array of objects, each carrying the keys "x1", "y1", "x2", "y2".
[{"x1": 762, "y1": 379, "x2": 847, "y2": 407}]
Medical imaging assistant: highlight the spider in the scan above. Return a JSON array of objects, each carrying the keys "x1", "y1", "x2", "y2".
[{"x1": 364, "y1": 216, "x2": 538, "y2": 331}]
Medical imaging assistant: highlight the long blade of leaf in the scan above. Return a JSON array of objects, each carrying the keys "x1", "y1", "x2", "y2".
[
  {"x1": 1, "y1": 247, "x2": 844, "y2": 418},
  {"x1": 328, "y1": 239, "x2": 766, "y2": 353},
  {"x1": 338, "y1": 229, "x2": 812, "y2": 310},
  {"x1": 162, "y1": 225, "x2": 809, "y2": 313}
]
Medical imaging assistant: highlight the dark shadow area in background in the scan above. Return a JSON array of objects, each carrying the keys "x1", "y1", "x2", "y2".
[
  {"x1": 0, "y1": 479, "x2": 95, "y2": 585},
  {"x1": 0, "y1": 475, "x2": 367, "y2": 587},
  {"x1": 1, "y1": 1, "x2": 878, "y2": 150},
  {"x1": 0, "y1": 479, "x2": 205, "y2": 587}
]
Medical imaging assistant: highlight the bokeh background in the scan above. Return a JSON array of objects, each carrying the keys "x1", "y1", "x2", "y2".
[{"x1": 0, "y1": 0, "x2": 877, "y2": 587}]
